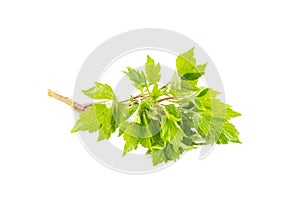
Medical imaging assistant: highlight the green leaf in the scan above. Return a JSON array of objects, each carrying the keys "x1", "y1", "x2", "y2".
[
  {"x1": 123, "y1": 67, "x2": 147, "y2": 91},
  {"x1": 226, "y1": 106, "x2": 242, "y2": 120},
  {"x1": 181, "y1": 79, "x2": 199, "y2": 91},
  {"x1": 170, "y1": 127, "x2": 184, "y2": 150},
  {"x1": 163, "y1": 143, "x2": 180, "y2": 161},
  {"x1": 120, "y1": 99, "x2": 161, "y2": 139},
  {"x1": 176, "y1": 47, "x2": 206, "y2": 80},
  {"x1": 161, "y1": 116, "x2": 184, "y2": 149},
  {"x1": 139, "y1": 100, "x2": 151, "y2": 111},
  {"x1": 169, "y1": 72, "x2": 182, "y2": 96},
  {"x1": 198, "y1": 112, "x2": 224, "y2": 143},
  {"x1": 139, "y1": 137, "x2": 152, "y2": 149},
  {"x1": 96, "y1": 105, "x2": 116, "y2": 141},
  {"x1": 123, "y1": 133, "x2": 139, "y2": 156},
  {"x1": 196, "y1": 63, "x2": 207, "y2": 75},
  {"x1": 120, "y1": 120, "x2": 160, "y2": 138},
  {"x1": 82, "y1": 82, "x2": 115, "y2": 100},
  {"x1": 123, "y1": 134, "x2": 152, "y2": 156},
  {"x1": 164, "y1": 104, "x2": 182, "y2": 121},
  {"x1": 128, "y1": 103, "x2": 139, "y2": 115},
  {"x1": 217, "y1": 121, "x2": 242, "y2": 144},
  {"x1": 197, "y1": 88, "x2": 220, "y2": 99},
  {"x1": 150, "y1": 83, "x2": 160, "y2": 101},
  {"x1": 180, "y1": 108, "x2": 202, "y2": 144},
  {"x1": 71, "y1": 106, "x2": 100, "y2": 133},
  {"x1": 112, "y1": 102, "x2": 129, "y2": 125},
  {"x1": 193, "y1": 89, "x2": 242, "y2": 144},
  {"x1": 71, "y1": 104, "x2": 117, "y2": 140},
  {"x1": 145, "y1": 55, "x2": 161, "y2": 84},
  {"x1": 150, "y1": 133, "x2": 166, "y2": 150},
  {"x1": 169, "y1": 72, "x2": 198, "y2": 97},
  {"x1": 197, "y1": 88, "x2": 209, "y2": 97},
  {"x1": 151, "y1": 149, "x2": 167, "y2": 166}
]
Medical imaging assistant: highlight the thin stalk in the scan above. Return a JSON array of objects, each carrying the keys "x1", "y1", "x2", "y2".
[
  {"x1": 48, "y1": 88, "x2": 175, "y2": 113},
  {"x1": 157, "y1": 96, "x2": 174, "y2": 103}
]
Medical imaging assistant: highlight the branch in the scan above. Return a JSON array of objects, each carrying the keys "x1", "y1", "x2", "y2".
[
  {"x1": 48, "y1": 89, "x2": 86, "y2": 113},
  {"x1": 48, "y1": 88, "x2": 175, "y2": 113},
  {"x1": 119, "y1": 84, "x2": 168, "y2": 103},
  {"x1": 157, "y1": 96, "x2": 174, "y2": 103},
  {"x1": 119, "y1": 93, "x2": 142, "y2": 103}
]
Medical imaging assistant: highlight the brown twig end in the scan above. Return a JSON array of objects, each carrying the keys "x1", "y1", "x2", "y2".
[{"x1": 48, "y1": 89, "x2": 55, "y2": 97}]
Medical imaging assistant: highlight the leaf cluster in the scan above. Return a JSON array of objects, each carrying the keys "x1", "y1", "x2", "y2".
[{"x1": 71, "y1": 48, "x2": 241, "y2": 166}]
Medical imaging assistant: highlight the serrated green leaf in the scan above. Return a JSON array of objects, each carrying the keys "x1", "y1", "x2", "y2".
[
  {"x1": 181, "y1": 79, "x2": 199, "y2": 91},
  {"x1": 226, "y1": 106, "x2": 242, "y2": 120},
  {"x1": 96, "y1": 105, "x2": 116, "y2": 141},
  {"x1": 217, "y1": 121, "x2": 242, "y2": 144},
  {"x1": 161, "y1": 116, "x2": 183, "y2": 148},
  {"x1": 197, "y1": 88, "x2": 209, "y2": 97},
  {"x1": 181, "y1": 108, "x2": 202, "y2": 137},
  {"x1": 71, "y1": 106, "x2": 100, "y2": 133},
  {"x1": 128, "y1": 103, "x2": 139, "y2": 115},
  {"x1": 161, "y1": 116, "x2": 174, "y2": 142},
  {"x1": 139, "y1": 137, "x2": 152, "y2": 149},
  {"x1": 145, "y1": 55, "x2": 161, "y2": 84},
  {"x1": 71, "y1": 104, "x2": 117, "y2": 141},
  {"x1": 150, "y1": 83, "x2": 160, "y2": 100},
  {"x1": 169, "y1": 72, "x2": 197, "y2": 97},
  {"x1": 194, "y1": 91, "x2": 243, "y2": 144},
  {"x1": 112, "y1": 102, "x2": 129, "y2": 125},
  {"x1": 123, "y1": 67, "x2": 147, "y2": 91},
  {"x1": 151, "y1": 149, "x2": 167, "y2": 166},
  {"x1": 164, "y1": 104, "x2": 181, "y2": 121},
  {"x1": 150, "y1": 133, "x2": 166, "y2": 150},
  {"x1": 120, "y1": 101, "x2": 160, "y2": 138},
  {"x1": 178, "y1": 47, "x2": 196, "y2": 65},
  {"x1": 176, "y1": 48, "x2": 206, "y2": 81},
  {"x1": 169, "y1": 72, "x2": 182, "y2": 96},
  {"x1": 123, "y1": 133, "x2": 139, "y2": 156},
  {"x1": 139, "y1": 100, "x2": 151, "y2": 111},
  {"x1": 197, "y1": 88, "x2": 220, "y2": 99},
  {"x1": 120, "y1": 119, "x2": 161, "y2": 138},
  {"x1": 82, "y1": 82, "x2": 115, "y2": 100},
  {"x1": 163, "y1": 143, "x2": 180, "y2": 161},
  {"x1": 196, "y1": 63, "x2": 207, "y2": 75},
  {"x1": 170, "y1": 127, "x2": 184, "y2": 150}
]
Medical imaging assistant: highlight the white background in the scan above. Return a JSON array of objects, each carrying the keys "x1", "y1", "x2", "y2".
[{"x1": 0, "y1": 0, "x2": 299, "y2": 199}]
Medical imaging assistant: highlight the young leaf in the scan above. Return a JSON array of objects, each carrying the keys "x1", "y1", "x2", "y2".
[
  {"x1": 112, "y1": 102, "x2": 129, "y2": 125},
  {"x1": 150, "y1": 83, "x2": 160, "y2": 101},
  {"x1": 164, "y1": 104, "x2": 182, "y2": 121},
  {"x1": 123, "y1": 133, "x2": 139, "y2": 156},
  {"x1": 161, "y1": 116, "x2": 183, "y2": 147},
  {"x1": 176, "y1": 47, "x2": 206, "y2": 80},
  {"x1": 217, "y1": 121, "x2": 242, "y2": 144},
  {"x1": 139, "y1": 137, "x2": 152, "y2": 149},
  {"x1": 123, "y1": 67, "x2": 147, "y2": 91},
  {"x1": 226, "y1": 106, "x2": 242, "y2": 120},
  {"x1": 82, "y1": 82, "x2": 115, "y2": 100},
  {"x1": 169, "y1": 72, "x2": 198, "y2": 97},
  {"x1": 96, "y1": 105, "x2": 116, "y2": 141},
  {"x1": 151, "y1": 149, "x2": 167, "y2": 166},
  {"x1": 163, "y1": 143, "x2": 181, "y2": 161},
  {"x1": 145, "y1": 55, "x2": 161, "y2": 84},
  {"x1": 71, "y1": 105, "x2": 100, "y2": 133}
]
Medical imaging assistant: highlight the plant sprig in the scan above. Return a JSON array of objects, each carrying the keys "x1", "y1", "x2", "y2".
[{"x1": 48, "y1": 48, "x2": 241, "y2": 166}]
